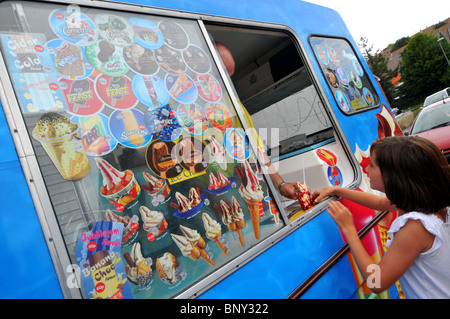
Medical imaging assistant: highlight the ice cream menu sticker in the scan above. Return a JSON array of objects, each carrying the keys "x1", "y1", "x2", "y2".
[
  {"x1": 0, "y1": 34, "x2": 66, "y2": 113},
  {"x1": 76, "y1": 220, "x2": 134, "y2": 299}
]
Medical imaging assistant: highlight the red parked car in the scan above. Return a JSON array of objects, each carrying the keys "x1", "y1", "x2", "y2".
[{"x1": 408, "y1": 97, "x2": 450, "y2": 163}]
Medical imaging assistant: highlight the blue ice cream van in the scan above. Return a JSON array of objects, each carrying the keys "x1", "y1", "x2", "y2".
[{"x1": 0, "y1": 0, "x2": 404, "y2": 299}]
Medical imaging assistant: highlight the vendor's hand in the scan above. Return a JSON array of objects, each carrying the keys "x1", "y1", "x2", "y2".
[
  {"x1": 311, "y1": 186, "x2": 335, "y2": 204},
  {"x1": 279, "y1": 182, "x2": 298, "y2": 200},
  {"x1": 327, "y1": 201, "x2": 356, "y2": 234}
]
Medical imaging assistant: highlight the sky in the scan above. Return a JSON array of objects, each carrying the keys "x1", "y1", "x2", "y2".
[{"x1": 304, "y1": 1, "x2": 450, "y2": 52}]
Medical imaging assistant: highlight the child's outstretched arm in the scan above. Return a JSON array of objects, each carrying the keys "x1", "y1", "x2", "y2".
[
  {"x1": 312, "y1": 186, "x2": 397, "y2": 212},
  {"x1": 327, "y1": 201, "x2": 430, "y2": 293}
]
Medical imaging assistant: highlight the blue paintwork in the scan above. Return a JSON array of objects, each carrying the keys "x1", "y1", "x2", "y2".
[{"x1": 0, "y1": 102, "x2": 63, "y2": 298}]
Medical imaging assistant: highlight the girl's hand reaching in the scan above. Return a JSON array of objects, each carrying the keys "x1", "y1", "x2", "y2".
[
  {"x1": 327, "y1": 201, "x2": 356, "y2": 235},
  {"x1": 311, "y1": 186, "x2": 336, "y2": 204}
]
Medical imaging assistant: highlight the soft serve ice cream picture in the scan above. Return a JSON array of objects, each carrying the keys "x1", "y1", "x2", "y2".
[{"x1": 32, "y1": 112, "x2": 91, "y2": 180}]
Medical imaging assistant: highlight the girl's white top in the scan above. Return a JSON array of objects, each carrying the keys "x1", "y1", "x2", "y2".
[{"x1": 386, "y1": 207, "x2": 450, "y2": 299}]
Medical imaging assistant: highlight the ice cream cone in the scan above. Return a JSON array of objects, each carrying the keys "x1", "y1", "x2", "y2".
[
  {"x1": 212, "y1": 234, "x2": 229, "y2": 256},
  {"x1": 244, "y1": 198, "x2": 262, "y2": 240},
  {"x1": 236, "y1": 229, "x2": 244, "y2": 247},
  {"x1": 199, "y1": 248, "x2": 215, "y2": 266}
]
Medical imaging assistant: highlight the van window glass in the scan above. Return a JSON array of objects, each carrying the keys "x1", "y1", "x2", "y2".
[{"x1": 309, "y1": 36, "x2": 380, "y2": 115}]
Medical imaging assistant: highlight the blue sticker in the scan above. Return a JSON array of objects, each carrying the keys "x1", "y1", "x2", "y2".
[
  {"x1": 315, "y1": 45, "x2": 329, "y2": 65},
  {"x1": 109, "y1": 109, "x2": 152, "y2": 149},
  {"x1": 131, "y1": 74, "x2": 169, "y2": 108},
  {"x1": 327, "y1": 165, "x2": 343, "y2": 187},
  {"x1": 224, "y1": 128, "x2": 250, "y2": 161},
  {"x1": 144, "y1": 105, "x2": 183, "y2": 142},
  {"x1": 335, "y1": 90, "x2": 350, "y2": 112},
  {"x1": 165, "y1": 73, "x2": 197, "y2": 104},
  {"x1": 49, "y1": 9, "x2": 98, "y2": 47},
  {"x1": 128, "y1": 17, "x2": 164, "y2": 50},
  {"x1": 335, "y1": 66, "x2": 349, "y2": 86},
  {"x1": 352, "y1": 58, "x2": 364, "y2": 77}
]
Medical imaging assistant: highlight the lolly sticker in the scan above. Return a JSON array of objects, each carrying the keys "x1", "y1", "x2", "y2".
[
  {"x1": 144, "y1": 105, "x2": 183, "y2": 142},
  {"x1": 182, "y1": 45, "x2": 211, "y2": 74},
  {"x1": 155, "y1": 44, "x2": 186, "y2": 74},
  {"x1": 131, "y1": 74, "x2": 169, "y2": 108},
  {"x1": 45, "y1": 39, "x2": 93, "y2": 80},
  {"x1": 335, "y1": 66, "x2": 349, "y2": 86},
  {"x1": 327, "y1": 47, "x2": 340, "y2": 66},
  {"x1": 146, "y1": 139, "x2": 183, "y2": 179},
  {"x1": 315, "y1": 45, "x2": 329, "y2": 65},
  {"x1": 158, "y1": 20, "x2": 189, "y2": 50},
  {"x1": 350, "y1": 70, "x2": 362, "y2": 89},
  {"x1": 49, "y1": 8, "x2": 98, "y2": 47},
  {"x1": 205, "y1": 103, "x2": 234, "y2": 132},
  {"x1": 95, "y1": 74, "x2": 137, "y2": 110},
  {"x1": 128, "y1": 17, "x2": 164, "y2": 50},
  {"x1": 176, "y1": 103, "x2": 210, "y2": 136},
  {"x1": 59, "y1": 77, "x2": 104, "y2": 116},
  {"x1": 86, "y1": 39, "x2": 129, "y2": 76},
  {"x1": 352, "y1": 58, "x2": 364, "y2": 77},
  {"x1": 194, "y1": 74, "x2": 222, "y2": 102},
  {"x1": 95, "y1": 14, "x2": 135, "y2": 47},
  {"x1": 335, "y1": 90, "x2": 350, "y2": 112},
  {"x1": 363, "y1": 87, "x2": 375, "y2": 106},
  {"x1": 71, "y1": 113, "x2": 117, "y2": 156},
  {"x1": 165, "y1": 73, "x2": 197, "y2": 104},
  {"x1": 109, "y1": 109, "x2": 152, "y2": 148},
  {"x1": 224, "y1": 128, "x2": 250, "y2": 161},
  {"x1": 325, "y1": 68, "x2": 338, "y2": 88},
  {"x1": 123, "y1": 44, "x2": 159, "y2": 75}
]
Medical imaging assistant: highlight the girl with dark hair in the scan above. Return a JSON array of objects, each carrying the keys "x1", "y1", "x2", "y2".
[{"x1": 312, "y1": 136, "x2": 450, "y2": 298}]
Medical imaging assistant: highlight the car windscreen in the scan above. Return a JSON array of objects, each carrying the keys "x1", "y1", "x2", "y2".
[{"x1": 410, "y1": 104, "x2": 450, "y2": 134}]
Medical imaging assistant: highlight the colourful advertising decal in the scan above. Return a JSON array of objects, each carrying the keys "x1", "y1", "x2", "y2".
[
  {"x1": 45, "y1": 39, "x2": 93, "y2": 80},
  {"x1": 165, "y1": 73, "x2": 197, "y2": 104},
  {"x1": 1, "y1": 34, "x2": 66, "y2": 113},
  {"x1": 128, "y1": 17, "x2": 164, "y2": 50},
  {"x1": 146, "y1": 139, "x2": 183, "y2": 180},
  {"x1": 144, "y1": 105, "x2": 183, "y2": 142},
  {"x1": 205, "y1": 103, "x2": 233, "y2": 132},
  {"x1": 86, "y1": 39, "x2": 129, "y2": 76},
  {"x1": 71, "y1": 113, "x2": 117, "y2": 156},
  {"x1": 95, "y1": 74, "x2": 137, "y2": 109},
  {"x1": 155, "y1": 44, "x2": 186, "y2": 74},
  {"x1": 316, "y1": 148, "x2": 342, "y2": 187},
  {"x1": 131, "y1": 74, "x2": 169, "y2": 108},
  {"x1": 95, "y1": 14, "x2": 135, "y2": 47},
  {"x1": 109, "y1": 109, "x2": 151, "y2": 148},
  {"x1": 59, "y1": 77, "x2": 104, "y2": 116},
  {"x1": 76, "y1": 220, "x2": 133, "y2": 299},
  {"x1": 315, "y1": 45, "x2": 329, "y2": 65},
  {"x1": 224, "y1": 128, "x2": 250, "y2": 161},
  {"x1": 158, "y1": 20, "x2": 189, "y2": 50},
  {"x1": 195, "y1": 74, "x2": 222, "y2": 102},
  {"x1": 49, "y1": 8, "x2": 98, "y2": 47},
  {"x1": 123, "y1": 44, "x2": 160, "y2": 75},
  {"x1": 182, "y1": 45, "x2": 211, "y2": 74},
  {"x1": 177, "y1": 103, "x2": 210, "y2": 135}
]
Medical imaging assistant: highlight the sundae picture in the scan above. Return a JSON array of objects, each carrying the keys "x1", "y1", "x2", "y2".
[
  {"x1": 156, "y1": 252, "x2": 180, "y2": 285},
  {"x1": 171, "y1": 233, "x2": 215, "y2": 266},
  {"x1": 96, "y1": 158, "x2": 141, "y2": 211},
  {"x1": 32, "y1": 112, "x2": 90, "y2": 181},
  {"x1": 207, "y1": 170, "x2": 230, "y2": 191},
  {"x1": 124, "y1": 242, "x2": 153, "y2": 287},
  {"x1": 139, "y1": 206, "x2": 168, "y2": 238},
  {"x1": 202, "y1": 213, "x2": 228, "y2": 256},
  {"x1": 215, "y1": 197, "x2": 245, "y2": 247},
  {"x1": 236, "y1": 160, "x2": 264, "y2": 240},
  {"x1": 170, "y1": 187, "x2": 207, "y2": 218},
  {"x1": 142, "y1": 172, "x2": 171, "y2": 205},
  {"x1": 105, "y1": 209, "x2": 138, "y2": 244}
]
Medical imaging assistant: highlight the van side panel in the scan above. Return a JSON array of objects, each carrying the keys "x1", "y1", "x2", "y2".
[{"x1": 0, "y1": 102, "x2": 63, "y2": 298}]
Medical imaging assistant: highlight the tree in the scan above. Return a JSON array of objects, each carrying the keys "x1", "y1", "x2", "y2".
[
  {"x1": 358, "y1": 37, "x2": 399, "y2": 107},
  {"x1": 398, "y1": 33, "x2": 450, "y2": 107}
]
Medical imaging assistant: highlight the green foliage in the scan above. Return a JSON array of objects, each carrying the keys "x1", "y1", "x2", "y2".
[
  {"x1": 398, "y1": 33, "x2": 450, "y2": 107},
  {"x1": 391, "y1": 36, "x2": 410, "y2": 52}
]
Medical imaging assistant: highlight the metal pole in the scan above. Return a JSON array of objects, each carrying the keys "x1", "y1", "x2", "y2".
[{"x1": 438, "y1": 37, "x2": 450, "y2": 67}]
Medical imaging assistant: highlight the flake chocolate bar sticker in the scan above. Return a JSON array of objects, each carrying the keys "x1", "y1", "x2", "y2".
[{"x1": 49, "y1": 8, "x2": 98, "y2": 47}]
